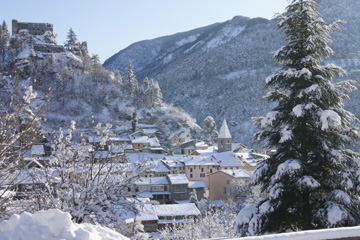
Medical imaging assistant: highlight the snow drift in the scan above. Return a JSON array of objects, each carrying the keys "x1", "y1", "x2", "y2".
[{"x1": 0, "y1": 209, "x2": 129, "y2": 240}]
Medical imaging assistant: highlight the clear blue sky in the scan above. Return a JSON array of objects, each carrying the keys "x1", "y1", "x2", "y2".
[{"x1": 1, "y1": 0, "x2": 288, "y2": 63}]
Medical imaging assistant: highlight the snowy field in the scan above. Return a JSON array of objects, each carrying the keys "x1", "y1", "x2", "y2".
[
  {"x1": 211, "y1": 226, "x2": 360, "y2": 240},
  {"x1": 0, "y1": 209, "x2": 129, "y2": 240}
]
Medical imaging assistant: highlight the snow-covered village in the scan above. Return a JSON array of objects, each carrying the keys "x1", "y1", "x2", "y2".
[{"x1": 2, "y1": 0, "x2": 360, "y2": 239}]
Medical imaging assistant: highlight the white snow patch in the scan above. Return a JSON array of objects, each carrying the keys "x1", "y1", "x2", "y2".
[
  {"x1": 269, "y1": 183, "x2": 284, "y2": 200},
  {"x1": 175, "y1": 34, "x2": 200, "y2": 47},
  {"x1": 319, "y1": 110, "x2": 341, "y2": 130},
  {"x1": 273, "y1": 160, "x2": 301, "y2": 183},
  {"x1": 261, "y1": 111, "x2": 279, "y2": 128},
  {"x1": 279, "y1": 125, "x2": 292, "y2": 143},
  {"x1": 327, "y1": 203, "x2": 347, "y2": 226},
  {"x1": 163, "y1": 53, "x2": 173, "y2": 64},
  {"x1": 297, "y1": 176, "x2": 320, "y2": 190},
  {"x1": 0, "y1": 209, "x2": 128, "y2": 240},
  {"x1": 292, "y1": 104, "x2": 304, "y2": 117},
  {"x1": 204, "y1": 26, "x2": 245, "y2": 50},
  {"x1": 332, "y1": 190, "x2": 351, "y2": 205}
]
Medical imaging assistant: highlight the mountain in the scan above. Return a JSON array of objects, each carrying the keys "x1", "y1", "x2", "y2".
[
  {"x1": 103, "y1": 0, "x2": 360, "y2": 147},
  {"x1": 0, "y1": 28, "x2": 202, "y2": 143}
]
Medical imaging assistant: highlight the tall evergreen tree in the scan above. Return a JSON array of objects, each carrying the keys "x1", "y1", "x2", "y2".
[
  {"x1": 237, "y1": 0, "x2": 360, "y2": 235},
  {"x1": 64, "y1": 28, "x2": 78, "y2": 51},
  {"x1": 0, "y1": 21, "x2": 10, "y2": 62},
  {"x1": 124, "y1": 60, "x2": 139, "y2": 95}
]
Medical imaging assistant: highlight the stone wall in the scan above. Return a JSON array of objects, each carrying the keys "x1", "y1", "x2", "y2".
[{"x1": 12, "y1": 19, "x2": 53, "y2": 35}]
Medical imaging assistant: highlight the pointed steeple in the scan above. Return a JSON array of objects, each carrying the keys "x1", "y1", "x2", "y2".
[
  {"x1": 217, "y1": 118, "x2": 232, "y2": 152},
  {"x1": 218, "y1": 119, "x2": 232, "y2": 139}
]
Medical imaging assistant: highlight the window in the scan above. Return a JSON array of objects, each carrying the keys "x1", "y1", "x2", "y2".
[
  {"x1": 190, "y1": 168, "x2": 193, "y2": 172},
  {"x1": 228, "y1": 188, "x2": 232, "y2": 194},
  {"x1": 227, "y1": 180, "x2": 230, "y2": 184},
  {"x1": 201, "y1": 168, "x2": 204, "y2": 172},
  {"x1": 210, "y1": 169, "x2": 213, "y2": 173},
  {"x1": 200, "y1": 173, "x2": 205, "y2": 178},
  {"x1": 190, "y1": 174, "x2": 193, "y2": 178}
]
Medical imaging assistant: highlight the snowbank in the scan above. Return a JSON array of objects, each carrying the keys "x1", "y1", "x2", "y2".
[
  {"x1": 0, "y1": 209, "x2": 129, "y2": 240},
  {"x1": 211, "y1": 226, "x2": 360, "y2": 240}
]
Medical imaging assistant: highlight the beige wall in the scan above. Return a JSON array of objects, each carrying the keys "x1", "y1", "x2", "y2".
[
  {"x1": 185, "y1": 165, "x2": 219, "y2": 187},
  {"x1": 208, "y1": 171, "x2": 237, "y2": 201}
]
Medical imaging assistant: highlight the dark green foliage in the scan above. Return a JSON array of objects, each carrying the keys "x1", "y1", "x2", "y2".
[{"x1": 237, "y1": 0, "x2": 360, "y2": 235}]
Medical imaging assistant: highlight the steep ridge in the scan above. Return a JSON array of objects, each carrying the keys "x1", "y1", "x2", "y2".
[{"x1": 104, "y1": 0, "x2": 360, "y2": 146}]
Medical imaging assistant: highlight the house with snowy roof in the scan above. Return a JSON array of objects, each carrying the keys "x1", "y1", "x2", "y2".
[
  {"x1": 161, "y1": 157, "x2": 186, "y2": 174},
  {"x1": 171, "y1": 139, "x2": 210, "y2": 155},
  {"x1": 153, "y1": 203, "x2": 200, "y2": 229},
  {"x1": 133, "y1": 177, "x2": 171, "y2": 204},
  {"x1": 208, "y1": 169, "x2": 250, "y2": 201},
  {"x1": 167, "y1": 129, "x2": 192, "y2": 147},
  {"x1": 167, "y1": 174, "x2": 189, "y2": 202},
  {"x1": 135, "y1": 203, "x2": 200, "y2": 232}
]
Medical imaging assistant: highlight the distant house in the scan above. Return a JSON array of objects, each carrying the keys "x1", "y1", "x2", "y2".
[
  {"x1": 135, "y1": 203, "x2": 201, "y2": 232},
  {"x1": 167, "y1": 129, "x2": 192, "y2": 147},
  {"x1": 134, "y1": 177, "x2": 171, "y2": 204},
  {"x1": 188, "y1": 180, "x2": 208, "y2": 200},
  {"x1": 167, "y1": 174, "x2": 189, "y2": 202},
  {"x1": 161, "y1": 159, "x2": 185, "y2": 175},
  {"x1": 208, "y1": 169, "x2": 250, "y2": 201},
  {"x1": 153, "y1": 203, "x2": 200, "y2": 229},
  {"x1": 135, "y1": 204, "x2": 159, "y2": 233}
]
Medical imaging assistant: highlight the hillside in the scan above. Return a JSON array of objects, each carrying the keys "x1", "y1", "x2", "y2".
[
  {"x1": 0, "y1": 28, "x2": 202, "y2": 143},
  {"x1": 103, "y1": 0, "x2": 360, "y2": 146}
]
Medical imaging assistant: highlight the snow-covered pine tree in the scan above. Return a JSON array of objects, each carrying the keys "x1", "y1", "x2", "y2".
[
  {"x1": 237, "y1": 0, "x2": 360, "y2": 235},
  {"x1": 64, "y1": 28, "x2": 78, "y2": 51},
  {"x1": 203, "y1": 116, "x2": 218, "y2": 144},
  {"x1": 0, "y1": 21, "x2": 10, "y2": 63},
  {"x1": 124, "y1": 60, "x2": 139, "y2": 95}
]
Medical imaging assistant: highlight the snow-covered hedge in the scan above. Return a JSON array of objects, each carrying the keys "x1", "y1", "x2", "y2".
[{"x1": 0, "y1": 209, "x2": 129, "y2": 240}]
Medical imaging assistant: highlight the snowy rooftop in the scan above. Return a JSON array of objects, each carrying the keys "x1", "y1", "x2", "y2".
[
  {"x1": 167, "y1": 174, "x2": 189, "y2": 185},
  {"x1": 212, "y1": 152, "x2": 244, "y2": 167},
  {"x1": 30, "y1": 145, "x2": 44, "y2": 155},
  {"x1": 183, "y1": 155, "x2": 220, "y2": 166},
  {"x1": 188, "y1": 181, "x2": 207, "y2": 188},
  {"x1": 153, "y1": 203, "x2": 200, "y2": 217},
  {"x1": 218, "y1": 169, "x2": 251, "y2": 178},
  {"x1": 161, "y1": 159, "x2": 185, "y2": 168},
  {"x1": 131, "y1": 136, "x2": 151, "y2": 144},
  {"x1": 136, "y1": 204, "x2": 158, "y2": 222},
  {"x1": 126, "y1": 153, "x2": 165, "y2": 163},
  {"x1": 153, "y1": 161, "x2": 171, "y2": 173},
  {"x1": 135, "y1": 177, "x2": 169, "y2": 186}
]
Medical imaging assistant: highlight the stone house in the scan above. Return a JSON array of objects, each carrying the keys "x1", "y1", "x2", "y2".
[{"x1": 167, "y1": 174, "x2": 189, "y2": 202}]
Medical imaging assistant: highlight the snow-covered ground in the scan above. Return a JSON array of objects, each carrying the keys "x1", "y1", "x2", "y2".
[
  {"x1": 0, "y1": 209, "x2": 129, "y2": 240},
  {"x1": 210, "y1": 226, "x2": 360, "y2": 240}
]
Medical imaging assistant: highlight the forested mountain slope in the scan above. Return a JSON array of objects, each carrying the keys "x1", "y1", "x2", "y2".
[{"x1": 104, "y1": 0, "x2": 360, "y2": 146}]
